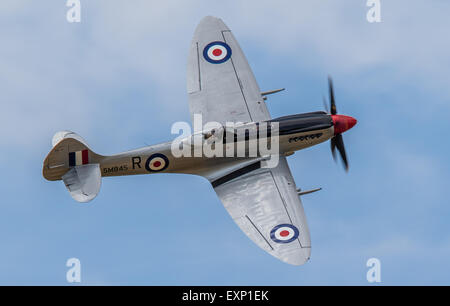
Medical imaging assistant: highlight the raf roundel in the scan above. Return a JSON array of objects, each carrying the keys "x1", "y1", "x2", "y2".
[
  {"x1": 145, "y1": 153, "x2": 169, "y2": 172},
  {"x1": 203, "y1": 41, "x2": 232, "y2": 64},
  {"x1": 270, "y1": 224, "x2": 299, "y2": 244}
]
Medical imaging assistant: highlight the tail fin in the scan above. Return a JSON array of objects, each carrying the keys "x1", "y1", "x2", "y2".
[{"x1": 43, "y1": 131, "x2": 104, "y2": 203}]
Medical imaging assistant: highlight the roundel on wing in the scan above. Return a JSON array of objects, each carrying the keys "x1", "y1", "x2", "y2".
[
  {"x1": 145, "y1": 153, "x2": 169, "y2": 172},
  {"x1": 203, "y1": 41, "x2": 232, "y2": 64},
  {"x1": 270, "y1": 224, "x2": 299, "y2": 244}
]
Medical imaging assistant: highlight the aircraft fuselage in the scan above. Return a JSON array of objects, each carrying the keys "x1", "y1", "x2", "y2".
[{"x1": 98, "y1": 111, "x2": 338, "y2": 178}]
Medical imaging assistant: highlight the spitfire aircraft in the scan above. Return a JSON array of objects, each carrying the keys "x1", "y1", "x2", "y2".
[{"x1": 43, "y1": 16, "x2": 356, "y2": 266}]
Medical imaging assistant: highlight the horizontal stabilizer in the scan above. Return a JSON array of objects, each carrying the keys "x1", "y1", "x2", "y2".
[
  {"x1": 52, "y1": 131, "x2": 90, "y2": 148},
  {"x1": 62, "y1": 164, "x2": 101, "y2": 203}
]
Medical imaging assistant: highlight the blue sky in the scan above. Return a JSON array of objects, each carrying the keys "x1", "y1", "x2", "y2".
[{"x1": 1, "y1": 0, "x2": 450, "y2": 285}]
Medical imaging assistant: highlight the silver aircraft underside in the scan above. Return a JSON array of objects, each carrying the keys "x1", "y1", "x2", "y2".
[{"x1": 43, "y1": 16, "x2": 357, "y2": 266}]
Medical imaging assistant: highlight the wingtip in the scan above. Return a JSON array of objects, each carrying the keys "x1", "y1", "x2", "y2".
[
  {"x1": 199, "y1": 15, "x2": 221, "y2": 23},
  {"x1": 274, "y1": 247, "x2": 311, "y2": 266},
  {"x1": 195, "y1": 16, "x2": 229, "y2": 33},
  {"x1": 284, "y1": 257, "x2": 310, "y2": 266},
  {"x1": 291, "y1": 254, "x2": 311, "y2": 266}
]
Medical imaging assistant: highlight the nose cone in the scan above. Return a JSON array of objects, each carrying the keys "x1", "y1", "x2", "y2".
[{"x1": 331, "y1": 115, "x2": 357, "y2": 135}]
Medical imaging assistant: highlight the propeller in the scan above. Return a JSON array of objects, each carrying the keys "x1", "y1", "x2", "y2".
[
  {"x1": 328, "y1": 76, "x2": 337, "y2": 115},
  {"x1": 324, "y1": 76, "x2": 356, "y2": 171}
]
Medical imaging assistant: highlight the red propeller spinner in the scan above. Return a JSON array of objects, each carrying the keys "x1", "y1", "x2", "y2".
[{"x1": 331, "y1": 115, "x2": 357, "y2": 135}]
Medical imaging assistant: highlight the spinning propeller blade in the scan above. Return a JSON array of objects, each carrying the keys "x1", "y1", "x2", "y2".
[{"x1": 324, "y1": 77, "x2": 356, "y2": 171}]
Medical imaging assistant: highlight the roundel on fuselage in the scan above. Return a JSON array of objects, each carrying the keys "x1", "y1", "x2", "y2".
[{"x1": 145, "y1": 153, "x2": 169, "y2": 172}]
